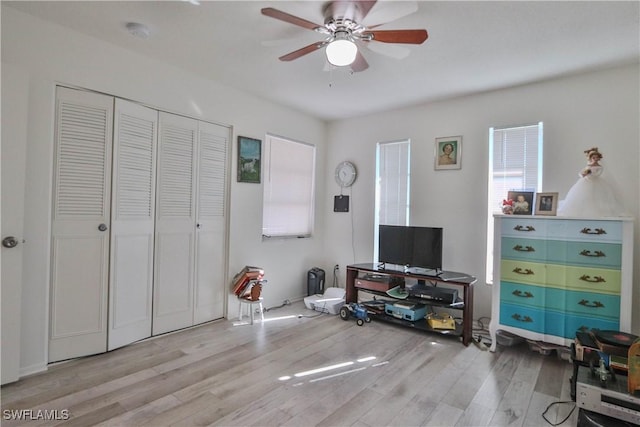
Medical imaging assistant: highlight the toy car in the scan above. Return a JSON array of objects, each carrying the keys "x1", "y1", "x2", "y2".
[{"x1": 339, "y1": 303, "x2": 371, "y2": 326}]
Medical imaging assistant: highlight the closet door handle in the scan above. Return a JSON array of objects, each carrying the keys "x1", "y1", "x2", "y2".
[
  {"x1": 98, "y1": 223, "x2": 108, "y2": 232},
  {"x1": 2, "y1": 236, "x2": 19, "y2": 248}
]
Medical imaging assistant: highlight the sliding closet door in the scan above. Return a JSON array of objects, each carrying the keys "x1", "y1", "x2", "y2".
[
  {"x1": 50, "y1": 87, "x2": 113, "y2": 362},
  {"x1": 194, "y1": 122, "x2": 229, "y2": 323},
  {"x1": 153, "y1": 113, "x2": 198, "y2": 335},
  {"x1": 108, "y1": 100, "x2": 158, "y2": 350}
]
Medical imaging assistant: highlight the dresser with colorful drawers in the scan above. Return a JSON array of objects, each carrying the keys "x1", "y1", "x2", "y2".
[{"x1": 489, "y1": 216, "x2": 633, "y2": 352}]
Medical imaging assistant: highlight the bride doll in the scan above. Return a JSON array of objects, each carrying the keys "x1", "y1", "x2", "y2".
[{"x1": 557, "y1": 147, "x2": 626, "y2": 217}]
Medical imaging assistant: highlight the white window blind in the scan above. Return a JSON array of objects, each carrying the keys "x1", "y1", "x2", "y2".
[
  {"x1": 262, "y1": 134, "x2": 316, "y2": 238},
  {"x1": 377, "y1": 140, "x2": 410, "y2": 226},
  {"x1": 374, "y1": 140, "x2": 410, "y2": 261},
  {"x1": 486, "y1": 122, "x2": 543, "y2": 283}
]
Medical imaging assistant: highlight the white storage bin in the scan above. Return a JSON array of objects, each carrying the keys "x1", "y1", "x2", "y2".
[{"x1": 304, "y1": 287, "x2": 345, "y2": 315}]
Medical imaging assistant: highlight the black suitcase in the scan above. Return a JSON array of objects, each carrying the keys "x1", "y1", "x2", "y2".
[{"x1": 307, "y1": 268, "x2": 325, "y2": 296}]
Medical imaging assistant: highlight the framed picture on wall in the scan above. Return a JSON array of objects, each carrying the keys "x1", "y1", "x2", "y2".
[
  {"x1": 535, "y1": 192, "x2": 558, "y2": 216},
  {"x1": 507, "y1": 190, "x2": 534, "y2": 215},
  {"x1": 434, "y1": 136, "x2": 462, "y2": 170},
  {"x1": 237, "y1": 136, "x2": 261, "y2": 183}
]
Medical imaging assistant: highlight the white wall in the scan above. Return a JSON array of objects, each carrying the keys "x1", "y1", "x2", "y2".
[
  {"x1": 325, "y1": 64, "x2": 640, "y2": 334},
  {"x1": 3, "y1": 5, "x2": 639, "y2": 380},
  {"x1": 2, "y1": 7, "x2": 327, "y2": 377}
]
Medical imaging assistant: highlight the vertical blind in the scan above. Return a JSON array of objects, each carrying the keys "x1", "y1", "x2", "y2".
[
  {"x1": 377, "y1": 140, "x2": 411, "y2": 226},
  {"x1": 486, "y1": 122, "x2": 543, "y2": 283},
  {"x1": 374, "y1": 140, "x2": 410, "y2": 262},
  {"x1": 262, "y1": 134, "x2": 316, "y2": 238}
]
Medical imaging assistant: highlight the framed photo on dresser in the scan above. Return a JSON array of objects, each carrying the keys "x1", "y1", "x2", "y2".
[
  {"x1": 535, "y1": 192, "x2": 558, "y2": 216},
  {"x1": 507, "y1": 190, "x2": 534, "y2": 215}
]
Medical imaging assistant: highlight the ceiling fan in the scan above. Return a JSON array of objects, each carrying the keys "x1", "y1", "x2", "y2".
[{"x1": 261, "y1": 0, "x2": 428, "y2": 72}]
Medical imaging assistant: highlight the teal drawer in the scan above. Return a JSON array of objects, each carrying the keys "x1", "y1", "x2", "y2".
[
  {"x1": 501, "y1": 237, "x2": 547, "y2": 263},
  {"x1": 547, "y1": 219, "x2": 622, "y2": 243},
  {"x1": 565, "y1": 241, "x2": 620, "y2": 268},
  {"x1": 560, "y1": 314, "x2": 619, "y2": 340},
  {"x1": 500, "y1": 281, "x2": 545, "y2": 309},
  {"x1": 563, "y1": 290, "x2": 620, "y2": 319},
  {"x1": 500, "y1": 303, "x2": 545, "y2": 334},
  {"x1": 500, "y1": 302, "x2": 620, "y2": 339},
  {"x1": 502, "y1": 283, "x2": 619, "y2": 319}
]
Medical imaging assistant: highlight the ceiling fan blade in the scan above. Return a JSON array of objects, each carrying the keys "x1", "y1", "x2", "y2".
[
  {"x1": 351, "y1": 50, "x2": 369, "y2": 72},
  {"x1": 364, "y1": 42, "x2": 410, "y2": 60},
  {"x1": 279, "y1": 42, "x2": 327, "y2": 62},
  {"x1": 261, "y1": 7, "x2": 323, "y2": 31},
  {"x1": 365, "y1": 29, "x2": 428, "y2": 44},
  {"x1": 362, "y1": 1, "x2": 418, "y2": 28},
  {"x1": 355, "y1": 0, "x2": 378, "y2": 21}
]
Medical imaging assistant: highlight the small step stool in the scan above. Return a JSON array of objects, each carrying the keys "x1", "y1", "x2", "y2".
[{"x1": 238, "y1": 297, "x2": 264, "y2": 325}]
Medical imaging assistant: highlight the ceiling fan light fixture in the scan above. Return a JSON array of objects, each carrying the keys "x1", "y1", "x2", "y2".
[{"x1": 325, "y1": 36, "x2": 357, "y2": 67}]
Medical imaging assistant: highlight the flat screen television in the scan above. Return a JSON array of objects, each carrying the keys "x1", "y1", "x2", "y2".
[{"x1": 378, "y1": 225, "x2": 443, "y2": 274}]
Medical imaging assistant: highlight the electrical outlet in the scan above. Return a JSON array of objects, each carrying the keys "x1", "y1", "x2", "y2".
[{"x1": 334, "y1": 264, "x2": 339, "y2": 271}]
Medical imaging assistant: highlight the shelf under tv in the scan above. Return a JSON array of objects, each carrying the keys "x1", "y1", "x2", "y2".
[{"x1": 346, "y1": 263, "x2": 476, "y2": 346}]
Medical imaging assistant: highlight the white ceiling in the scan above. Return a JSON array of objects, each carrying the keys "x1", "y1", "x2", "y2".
[{"x1": 5, "y1": 1, "x2": 639, "y2": 121}]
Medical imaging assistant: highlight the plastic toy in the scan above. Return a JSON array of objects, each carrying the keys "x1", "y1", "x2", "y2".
[
  {"x1": 590, "y1": 354, "x2": 616, "y2": 387},
  {"x1": 339, "y1": 303, "x2": 371, "y2": 326}
]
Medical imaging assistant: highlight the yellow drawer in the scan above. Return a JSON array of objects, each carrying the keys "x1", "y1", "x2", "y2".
[
  {"x1": 501, "y1": 260, "x2": 621, "y2": 295},
  {"x1": 546, "y1": 264, "x2": 621, "y2": 294},
  {"x1": 500, "y1": 260, "x2": 546, "y2": 286}
]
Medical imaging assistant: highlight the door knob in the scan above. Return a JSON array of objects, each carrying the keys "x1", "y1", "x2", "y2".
[
  {"x1": 2, "y1": 236, "x2": 19, "y2": 248},
  {"x1": 98, "y1": 223, "x2": 108, "y2": 232}
]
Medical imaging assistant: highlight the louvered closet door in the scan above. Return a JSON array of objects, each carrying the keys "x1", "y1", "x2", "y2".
[
  {"x1": 153, "y1": 113, "x2": 198, "y2": 335},
  {"x1": 108, "y1": 100, "x2": 158, "y2": 350},
  {"x1": 50, "y1": 87, "x2": 113, "y2": 362},
  {"x1": 194, "y1": 122, "x2": 229, "y2": 323}
]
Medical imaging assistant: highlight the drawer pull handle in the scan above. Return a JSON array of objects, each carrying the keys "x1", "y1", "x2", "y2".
[
  {"x1": 513, "y1": 225, "x2": 536, "y2": 232},
  {"x1": 578, "y1": 299, "x2": 604, "y2": 308},
  {"x1": 512, "y1": 290, "x2": 534, "y2": 298},
  {"x1": 513, "y1": 267, "x2": 534, "y2": 275},
  {"x1": 511, "y1": 314, "x2": 533, "y2": 323},
  {"x1": 580, "y1": 227, "x2": 607, "y2": 235},
  {"x1": 579, "y1": 250, "x2": 606, "y2": 258},
  {"x1": 513, "y1": 245, "x2": 535, "y2": 252},
  {"x1": 579, "y1": 274, "x2": 606, "y2": 283}
]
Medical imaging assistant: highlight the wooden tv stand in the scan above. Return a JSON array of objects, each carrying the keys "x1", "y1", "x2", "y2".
[{"x1": 346, "y1": 263, "x2": 476, "y2": 346}]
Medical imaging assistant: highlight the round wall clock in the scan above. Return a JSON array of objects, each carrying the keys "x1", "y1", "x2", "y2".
[{"x1": 335, "y1": 161, "x2": 357, "y2": 188}]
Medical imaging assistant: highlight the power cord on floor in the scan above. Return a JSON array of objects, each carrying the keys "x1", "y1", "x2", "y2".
[
  {"x1": 262, "y1": 299, "x2": 291, "y2": 313},
  {"x1": 541, "y1": 401, "x2": 576, "y2": 426},
  {"x1": 333, "y1": 264, "x2": 340, "y2": 288}
]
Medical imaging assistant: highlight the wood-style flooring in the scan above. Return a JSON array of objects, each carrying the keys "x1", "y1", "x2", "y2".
[{"x1": 1, "y1": 302, "x2": 578, "y2": 426}]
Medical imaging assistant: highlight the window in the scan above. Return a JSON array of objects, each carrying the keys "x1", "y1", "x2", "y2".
[
  {"x1": 486, "y1": 123, "x2": 543, "y2": 283},
  {"x1": 374, "y1": 139, "x2": 411, "y2": 261},
  {"x1": 262, "y1": 134, "x2": 316, "y2": 238}
]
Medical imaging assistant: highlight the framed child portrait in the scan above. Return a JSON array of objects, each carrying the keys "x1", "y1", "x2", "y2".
[
  {"x1": 507, "y1": 191, "x2": 534, "y2": 215},
  {"x1": 535, "y1": 192, "x2": 558, "y2": 216}
]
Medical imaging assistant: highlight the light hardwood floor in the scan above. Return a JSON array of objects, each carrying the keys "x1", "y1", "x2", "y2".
[{"x1": 1, "y1": 302, "x2": 578, "y2": 426}]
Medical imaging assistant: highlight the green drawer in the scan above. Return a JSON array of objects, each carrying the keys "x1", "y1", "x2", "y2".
[
  {"x1": 546, "y1": 240, "x2": 621, "y2": 268},
  {"x1": 501, "y1": 237, "x2": 547, "y2": 263}
]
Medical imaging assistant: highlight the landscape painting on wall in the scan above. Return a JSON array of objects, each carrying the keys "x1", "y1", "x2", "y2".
[{"x1": 238, "y1": 136, "x2": 261, "y2": 183}]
